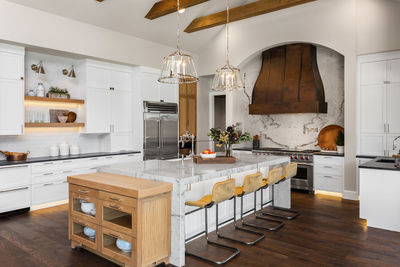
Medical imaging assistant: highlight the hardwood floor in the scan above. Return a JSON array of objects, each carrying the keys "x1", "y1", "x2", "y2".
[{"x1": 0, "y1": 192, "x2": 399, "y2": 267}]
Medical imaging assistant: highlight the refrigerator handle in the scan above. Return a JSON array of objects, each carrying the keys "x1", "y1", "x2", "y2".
[{"x1": 159, "y1": 119, "x2": 162, "y2": 149}]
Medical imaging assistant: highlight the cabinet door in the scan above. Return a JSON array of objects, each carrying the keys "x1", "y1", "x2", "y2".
[
  {"x1": 179, "y1": 83, "x2": 197, "y2": 136},
  {"x1": 141, "y1": 72, "x2": 160, "y2": 102},
  {"x1": 0, "y1": 51, "x2": 24, "y2": 80},
  {"x1": 87, "y1": 66, "x2": 110, "y2": 89},
  {"x1": 386, "y1": 84, "x2": 400, "y2": 133},
  {"x1": 360, "y1": 134, "x2": 386, "y2": 156},
  {"x1": 360, "y1": 85, "x2": 385, "y2": 134},
  {"x1": 360, "y1": 61, "x2": 386, "y2": 85},
  {"x1": 159, "y1": 83, "x2": 178, "y2": 103},
  {"x1": 86, "y1": 88, "x2": 111, "y2": 133},
  {"x1": 0, "y1": 79, "x2": 24, "y2": 135},
  {"x1": 387, "y1": 134, "x2": 400, "y2": 156},
  {"x1": 388, "y1": 59, "x2": 400, "y2": 84},
  {"x1": 110, "y1": 70, "x2": 131, "y2": 92},
  {"x1": 111, "y1": 90, "x2": 132, "y2": 133}
]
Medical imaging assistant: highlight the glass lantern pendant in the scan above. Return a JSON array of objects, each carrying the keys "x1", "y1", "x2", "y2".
[
  {"x1": 159, "y1": 0, "x2": 198, "y2": 84},
  {"x1": 211, "y1": 0, "x2": 244, "y2": 91}
]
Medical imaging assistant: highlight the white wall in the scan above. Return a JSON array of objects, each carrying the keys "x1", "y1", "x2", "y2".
[
  {"x1": 196, "y1": 76, "x2": 212, "y2": 152},
  {"x1": 0, "y1": 0, "x2": 196, "y2": 70}
]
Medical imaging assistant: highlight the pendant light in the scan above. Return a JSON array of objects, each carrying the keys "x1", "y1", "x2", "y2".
[
  {"x1": 158, "y1": 0, "x2": 198, "y2": 84},
  {"x1": 211, "y1": 0, "x2": 244, "y2": 91}
]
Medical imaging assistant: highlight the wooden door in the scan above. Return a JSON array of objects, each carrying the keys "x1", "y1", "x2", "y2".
[{"x1": 179, "y1": 83, "x2": 197, "y2": 136}]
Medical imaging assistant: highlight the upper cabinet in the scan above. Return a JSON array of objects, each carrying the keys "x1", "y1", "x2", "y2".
[
  {"x1": 0, "y1": 44, "x2": 24, "y2": 135},
  {"x1": 358, "y1": 52, "x2": 400, "y2": 156},
  {"x1": 81, "y1": 61, "x2": 132, "y2": 135},
  {"x1": 179, "y1": 83, "x2": 197, "y2": 136},
  {"x1": 139, "y1": 67, "x2": 178, "y2": 103}
]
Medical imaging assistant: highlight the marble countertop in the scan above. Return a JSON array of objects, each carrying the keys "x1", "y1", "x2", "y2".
[
  {"x1": 100, "y1": 154, "x2": 289, "y2": 185},
  {"x1": 359, "y1": 157, "x2": 400, "y2": 171},
  {"x1": 0, "y1": 150, "x2": 141, "y2": 167}
]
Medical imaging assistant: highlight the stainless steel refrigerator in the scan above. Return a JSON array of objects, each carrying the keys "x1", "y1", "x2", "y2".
[{"x1": 143, "y1": 101, "x2": 179, "y2": 160}]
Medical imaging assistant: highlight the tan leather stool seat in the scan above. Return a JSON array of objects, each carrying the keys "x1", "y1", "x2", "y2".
[{"x1": 186, "y1": 195, "x2": 213, "y2": 208}]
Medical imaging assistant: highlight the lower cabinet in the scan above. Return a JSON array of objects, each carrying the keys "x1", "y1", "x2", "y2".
[
  {"x1": 314, "y1": 155, "x2": 344, "y2": 193},
  {"x1": 0, "y1": 186, "x2": 31, "y2": 213},
  {"x1": 100, "y1": 227, "x2": 135, "y2": 265},
  {"x1": 31, "y1": 180, "x2": 68, "y2": 206}
]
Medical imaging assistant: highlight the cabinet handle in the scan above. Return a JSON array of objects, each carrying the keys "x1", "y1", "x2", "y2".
[
  {"x1": 77, "y1": 189, "x2": 89, "y2": 194},
  {"x1": 63, "y1": 160, "x2": 72, "y2": 163},
  {"x1": 324, "y1": 175, "x2": 334, "y2": 179},
  {"x1": 109, "y1": 197, "x2": 122, "y2": 202},
  {"x1": 21, "y1": 124, "x2": 23, "y2": 134},
  {"x1": 323, "y1": 166, "x2": 333, "y2": 168},
  {"x1": 43, "y1": 183, "x2": 54, "y2": 186},
  {"x1": 110, "y1": 87, "x2": 115, "y2": 91},
  {"x1": 63, "y1": 170, "x2": 73, "y2": 174},
  {"x1": 109, "y1": 204, "x2": 121, "y2": 210},
  {"x1": 0, "y1": 186, "x2": 28, "y2": 193},
  {"x1": 20, "y1": 77, "x2": 24, "y2": 80},
  {"x1": 43, "y1": 172, "x2": 54, "y2": 176},
  {"x1": 90, "y1": 158, "x2": 98, "y2": 161},
  {"x1": 43, "y1": 162, "x2": 54, "y2": 165},
  {"x1": 77, "y1": 195, "x2": 89, "y2": 201},
  {"x1": 388, "y1": 124, "x2": 390, "y2": 133}
]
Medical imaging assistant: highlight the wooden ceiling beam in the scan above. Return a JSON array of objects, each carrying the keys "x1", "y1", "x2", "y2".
[
  {"x1": 145, "y1": 0, "x2": 210, "y2": 20},
  {"x1": 184, "y1": 0, "x2": 316, "y2": 33}
]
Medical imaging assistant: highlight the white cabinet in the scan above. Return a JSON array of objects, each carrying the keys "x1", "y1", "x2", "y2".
[
  {"x1": 358, "y1": 52, "x2": 400, "y2": 156},
  {"x1": 0, "y1": 44, "x2": 24, "y2": 135},
  {"x1": 139, "y1": 67, "x2": 178, "y2": 103},
  {"x1": 0, "y1": 165, "x2": 31, "y2": 213},
  {"x1": 314, "y1": 155, "x2": 344, "y2": 193},
  {"x1": 85, "y1": 87, "x2": 111, "y2": 133}
]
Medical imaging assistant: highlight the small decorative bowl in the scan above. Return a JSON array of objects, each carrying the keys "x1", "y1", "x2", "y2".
[
  {"x1": 116, "y1": 239, "x2": 132, "y2": 253},
  {"x1": 200, "y1": 153, "x2": 216, "y2": 159},
  {"x1": 57, "y1": 115, "x2": 68, "y2": 123},
  {"x1": 83, "y1": 226, "x2": 96, "y2": 239},
  {"x1": 81, "y1": 201, "x2": 96, "y2": 215}
]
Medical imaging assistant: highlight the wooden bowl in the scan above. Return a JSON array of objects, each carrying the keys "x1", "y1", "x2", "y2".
[
  {"x1": 316, "y1": 125, "x2": 344, "y2": 151},
  {"x1": 0, "y1": 151, "x2": 29, "y2": 161},
  {"x1": 67, "y1": 112, "x2": 77, "y2": 123}
]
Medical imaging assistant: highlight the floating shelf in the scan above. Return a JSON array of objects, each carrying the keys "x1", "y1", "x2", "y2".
[
  {"x1": 25, "y1": 123, "x2": 85, "y2": 128},
  {"x1": 24, "y1": 96, "x2": 85, "y2": 105}
]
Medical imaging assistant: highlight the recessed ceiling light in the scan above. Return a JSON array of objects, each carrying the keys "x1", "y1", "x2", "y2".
[{"x1": 178, "y1": 8, "x2": 186, "y2": 14}]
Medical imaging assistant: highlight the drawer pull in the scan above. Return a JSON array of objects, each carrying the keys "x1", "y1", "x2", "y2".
[
  {"x1": 323, "y1": 166, "x2": 333, "y2": 168},
  {"x1": 109, "y1": 233, "x2": 120, "y2": 239},
  {"x1": 44, "y1": 172, "x2": 54, "y2": 176},
  {"x1": 43, "y1": 183, "x2": 54, "y2": 186},
  {"x1": 109, "y1": 197, "x2": 122, "y2": 202},
  {"x1": 77, "y1": 195, "x2": 89, "y2": 201},
  {"x1": 77, "y1": 189, "x2": 89, "y2": 194},
  {"x1": 63, "y1": 170, "x2": 73, "y2": 173},
  {"x1": 90, "y1": 158, "x2": 99, "y2": 161},
  {"x1": 109, "y1": 204, "x2": 121, "y2": 210},
  {"x1": 43, "y1": 162, "x2": 54, "y2": 165},
  {"x1": 63, "y1": 160, "x2": 72, "y2": 163},
  {"x1": 0, "y1": 186, "x2": 29, "y2": 193},
  {"x1": 324, "y1": 175, "x2": 334, "y2": 179}
]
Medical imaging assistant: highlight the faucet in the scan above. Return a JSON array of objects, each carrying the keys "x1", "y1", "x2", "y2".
[
  {"x1": 393, "y1": 136, "x2": 400, "y2": 153},
  {"x1": 179, "y1": 130, "x2": 196, "y2": 158}
]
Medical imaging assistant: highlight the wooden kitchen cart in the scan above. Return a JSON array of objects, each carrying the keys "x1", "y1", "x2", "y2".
[{"x1": 67, "y1": 172, "x2": 172, "y2": 267}]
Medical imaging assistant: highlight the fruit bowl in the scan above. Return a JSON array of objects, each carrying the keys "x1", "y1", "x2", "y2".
[{"x1": 200, "y1": 153, "x2": 216, "y2": 159}]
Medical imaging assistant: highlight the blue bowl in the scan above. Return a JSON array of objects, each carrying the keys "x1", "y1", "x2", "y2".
[
  {"x1": 83, "y1": 226, "x2": 96, "y2": 239},
  {"x1": 116, "y1": 238, "x2": 132, "y2": 253}
]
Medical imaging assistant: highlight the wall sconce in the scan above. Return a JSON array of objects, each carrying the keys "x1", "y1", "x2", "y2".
[
  {"x1": 62, "y1": 65, "x2": 76, "y2": 78},
  {"x1": 31, "y1": 61, "x2": 46, "y2": 74}
]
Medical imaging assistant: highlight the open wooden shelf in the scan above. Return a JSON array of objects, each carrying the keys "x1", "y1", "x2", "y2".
[
  {"x1": 24, "y1": 96, "x2": 85, "y2": 104},
  {"x1": 25, "y1": 123, "x2": 85, "y2": 128}
]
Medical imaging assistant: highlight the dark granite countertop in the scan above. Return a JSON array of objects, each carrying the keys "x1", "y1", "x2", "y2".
[
  {"x1": 359, "y1": 157, "x2": 400, "y2": 171},
  {"x1": 313, "y1": 152, "x2": 344, "y2": 157},
  {"x1": 0, "y1": 150, "x2": 141, "y2": 167},
  {"x1": 356, "y1": 155, "x2": 377, "y2": 159},
  {"x1": 232, "y1": 147, "x2": 253, "y2": 151}
]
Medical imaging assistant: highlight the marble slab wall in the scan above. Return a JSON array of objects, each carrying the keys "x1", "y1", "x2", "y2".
[{"x1": 233, "y1": 46, "x2": 344, "y2": 150}]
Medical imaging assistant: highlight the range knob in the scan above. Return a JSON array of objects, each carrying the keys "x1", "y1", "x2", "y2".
[
  {"x1": 305, "y1": 156, "x2": 309, "y2": 161},
  {"x1": 300, "y1": 156, "x2": 304, "y2": 160},
  {"x1": 294, "y1": 156, "x2": 298, "y2": 160}
]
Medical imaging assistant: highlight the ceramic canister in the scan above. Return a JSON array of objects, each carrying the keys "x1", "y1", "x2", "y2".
[{"x1": 59, "y1": 142, "x2": 69, "y2": 156}]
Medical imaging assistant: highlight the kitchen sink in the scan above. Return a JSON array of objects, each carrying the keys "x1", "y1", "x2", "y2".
[{"x1": 376, "y1": 158, "x2": 396, "y2": 164}]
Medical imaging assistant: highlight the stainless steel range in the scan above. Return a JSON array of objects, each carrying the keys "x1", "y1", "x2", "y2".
[{"x1": 253, "y1": 148, "x2": 317, "y2": 193}]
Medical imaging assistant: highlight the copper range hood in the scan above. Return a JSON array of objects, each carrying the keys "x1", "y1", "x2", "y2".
[{"x1": 249, "y1": 43, "x2": 327, "y2": 115}]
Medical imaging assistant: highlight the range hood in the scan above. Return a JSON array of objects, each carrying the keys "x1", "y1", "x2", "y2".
[{"x1": 249, "y1": 43, "x2": 327, "y2": 115}]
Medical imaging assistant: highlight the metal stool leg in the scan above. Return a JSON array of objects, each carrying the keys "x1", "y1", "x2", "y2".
[
  {"x1": 185, "y1": 206, "x2": 240, "y2": 265},
  {"x1": 241, "y1": 192, "x2": 285, "y2": 231},
  {"x1": 262, "y1": 183, "x2": 300, "y2": 220},
  {"x1": 216, "y1": 198, "x2": 265, "y2": 245}
]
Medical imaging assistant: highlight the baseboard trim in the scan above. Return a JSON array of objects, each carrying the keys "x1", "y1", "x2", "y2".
[
  {"x1": 342, "y1": 190, "x2": 359, "y2": 200},
  {"x1": 30, "y1": 199, "x2": 68, "y2": 211}
]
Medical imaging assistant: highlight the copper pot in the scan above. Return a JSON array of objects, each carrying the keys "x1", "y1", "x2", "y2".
[{"x1": 0, "y1": 150, "x2": 30, "y2": 161}]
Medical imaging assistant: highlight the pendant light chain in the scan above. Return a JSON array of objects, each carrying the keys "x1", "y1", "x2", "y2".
[
  {"x1": 176, "y1": 0, "x2": 181, "y2": 51},
  {"x1": 226, "y1": 0, "x2": 230, "y2": 65}
]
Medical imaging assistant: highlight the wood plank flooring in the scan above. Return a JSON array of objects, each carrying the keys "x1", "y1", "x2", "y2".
[{"x1": 0, "y1": 192, "x2": 399, "y2": 266}]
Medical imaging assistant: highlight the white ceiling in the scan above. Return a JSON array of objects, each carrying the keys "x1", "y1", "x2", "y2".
[{"x1": 5, "y1": 0, "x2": 256, "y2": 53}]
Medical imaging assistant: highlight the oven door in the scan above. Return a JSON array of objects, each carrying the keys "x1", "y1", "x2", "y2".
[{"x1": 291, "y1": 163, "x2": 313, "y2": 192}]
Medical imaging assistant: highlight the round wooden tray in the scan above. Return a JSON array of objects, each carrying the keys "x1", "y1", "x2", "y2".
[{"x1": 316, "y1": 125, "x2": 344, "y2": 151}]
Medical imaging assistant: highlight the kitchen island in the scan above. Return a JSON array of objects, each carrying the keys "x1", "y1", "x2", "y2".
[
  {"x1": 99, "y1": 154, "x2": 290, "y2": 267},
  {"x1": 359, "y1": 157, "x2": 400, "y2": 232}
]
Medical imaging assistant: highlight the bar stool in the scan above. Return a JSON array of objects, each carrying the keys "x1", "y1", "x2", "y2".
[
  {"x1": 185, "y1": 178, "x2": 240, "y2": 265},
  {"x1": 235, "y1": 172, "x2": 285, "y2": 231},
  {"x1": 261, "y1": 163, "x2": 300, "y2": 220}
]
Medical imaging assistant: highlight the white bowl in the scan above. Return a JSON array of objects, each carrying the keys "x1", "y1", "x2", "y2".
[
  {"x1": 83, "y1": 226, "x2": 96, "y2": 239},
  {"x1": 81, "y1": 201, "x2": 96, "y2": 215},
  {"x1": 116, "y1": 239, "x2": 132, "y2": 253},
  {"x1": 57, "y1": 115, "x2": 68, "y2": 123},
  {"x1": 200, "y1": 153, "x2": 216, "y2": 159}
]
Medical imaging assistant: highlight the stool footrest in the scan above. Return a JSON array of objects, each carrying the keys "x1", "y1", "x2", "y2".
[
  {"x1": 185, "y1": 239, "x2": 240, "y2": 265},
  {"x1": 262, "y1": 206, "x2": 300, "y2": 220},
  {"x1": 243, "y1": 214, "x2": 285, "y2": 231}
]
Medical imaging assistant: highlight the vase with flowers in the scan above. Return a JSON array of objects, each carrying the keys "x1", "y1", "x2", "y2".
[{"x1": 208, "y1": 124, "x2": 251, "y2": 157}]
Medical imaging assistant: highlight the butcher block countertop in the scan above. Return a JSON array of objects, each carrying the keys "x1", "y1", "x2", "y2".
[{"x1": 67, "y1": 172, "x2": 173, "y2": 199}]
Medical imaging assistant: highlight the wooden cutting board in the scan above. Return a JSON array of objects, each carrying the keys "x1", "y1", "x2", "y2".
[{"x1": 193, "y1": 155, "x2": 236, "y2": 164}]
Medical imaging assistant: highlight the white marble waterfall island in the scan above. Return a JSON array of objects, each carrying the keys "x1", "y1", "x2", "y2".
[{"x1": 99, "y1": 155, "x2": 290, "y2": 267}]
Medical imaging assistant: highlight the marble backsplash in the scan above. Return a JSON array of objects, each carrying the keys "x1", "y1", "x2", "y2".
[{"x1": 236, "y1": 46, "x2": 344, "y2": 150}]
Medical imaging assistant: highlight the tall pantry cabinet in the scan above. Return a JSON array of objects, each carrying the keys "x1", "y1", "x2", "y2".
[
  {"x1": 0, "y1": 44, "x2": 24, "y2": 135},
  {"x1": 358, "y1": 52, "x2": 400, "y2": 156}
]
